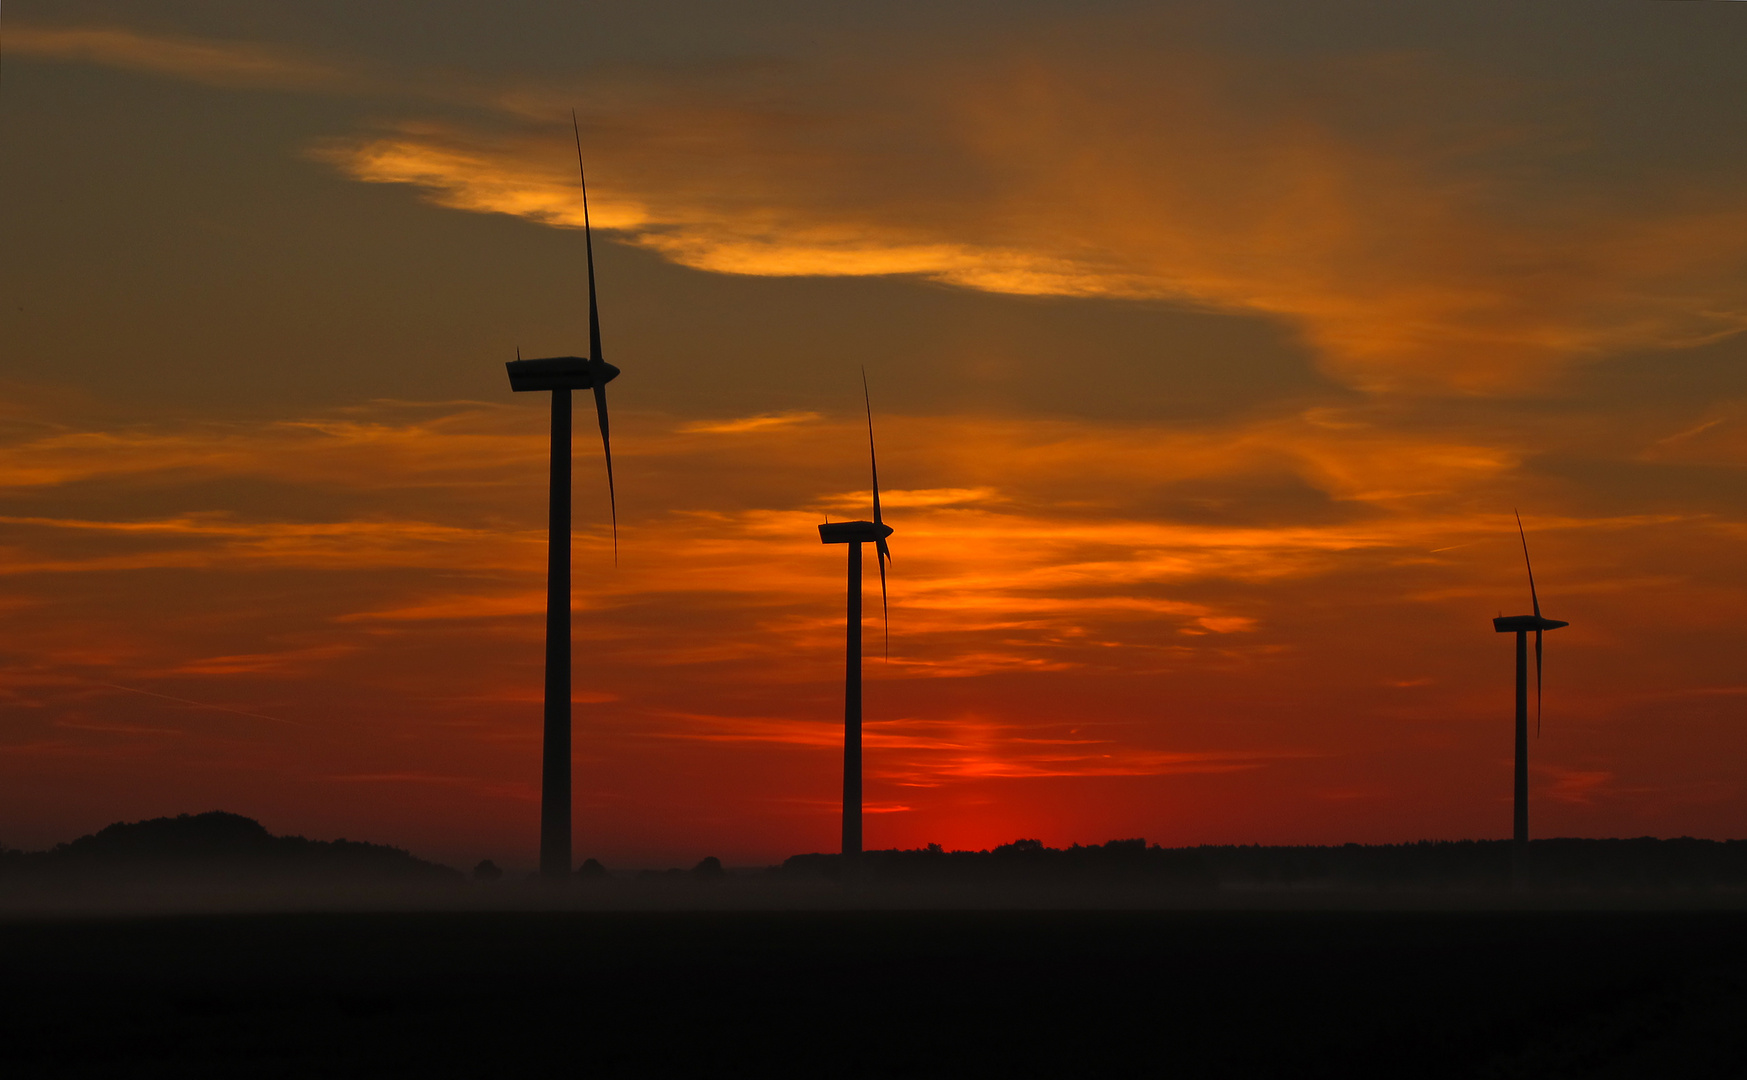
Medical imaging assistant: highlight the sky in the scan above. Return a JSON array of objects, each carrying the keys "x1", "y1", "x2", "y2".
[{"x1": 3, "y1": 0, "x2": 1745, "y2": 869}]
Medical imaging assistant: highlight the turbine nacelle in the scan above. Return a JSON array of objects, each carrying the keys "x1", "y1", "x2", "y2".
[
  {"x1": 1492, "y1": 615, "x2": 1568, "y2": 633},
  {"x1": 505, "y1": 356, "x2": 622, "y2": 393},
  {"x1": 819, "y1": 521, "x2": 893, "y2": 545}
]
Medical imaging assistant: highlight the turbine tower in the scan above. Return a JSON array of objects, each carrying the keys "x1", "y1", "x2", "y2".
[
  {"x1": 817, "y1": 375, "x2": 892, "y2": 867},
  {"x1": 1491, "y1": 512, "x2": 1566, "y2": 845},
  {"x1": 504, "y1": 115, "x2": 620, "y2": 882}
]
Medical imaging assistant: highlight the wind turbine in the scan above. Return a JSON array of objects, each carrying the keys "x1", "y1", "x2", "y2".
[
  {"x1": 817, "y1": 374, "x2": 893, "y2": 868},
  {"x1": 504, "y1": 114, "x2": 620, "y2": 882},
  {"x1": 1491, "y1": 512, "x2": 1567, "y2": 845}
]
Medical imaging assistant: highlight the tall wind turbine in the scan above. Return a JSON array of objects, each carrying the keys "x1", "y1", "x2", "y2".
[
  {"x1": 1491, "y1": 512, "x2": 1567, "y2": 845},
  {"x1": 817, "y1": 375, "x2": 893, "y2": 866},
  {"x1": 504, "y1": 114, "x2": 620, "y2": 882}
]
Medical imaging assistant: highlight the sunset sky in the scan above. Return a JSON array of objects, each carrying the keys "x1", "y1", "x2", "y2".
[{"x1": 4, "y1": 1, "x2": 1744, "y2": 869}]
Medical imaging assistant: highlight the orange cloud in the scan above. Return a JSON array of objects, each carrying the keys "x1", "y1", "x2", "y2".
[
  {"x1": 0, "y1": 400, "x2": 1668, "y2": 639},
  {"x1": 316, "y1": 63, "x2": 1747, "y2": 395},
  {"x1": 20, "y1": 19, "x2": 1746, "y2": 394},
  {"x1": 680, "y1": 412, "x2": 823, "y2": 435}
]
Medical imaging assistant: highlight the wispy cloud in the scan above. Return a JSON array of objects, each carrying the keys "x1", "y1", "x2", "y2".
[
  {"x1": 6, "y1": 24, "x2": 352, "y2": 91},
  {"x1": 1544, "y1": 768, "x2": 1617, "y2": 806},
  {"x1": 0, "y1": 513, "x2": 543, "y2": 575},
  {"x1": 640, "y1": 710, "x2": 1279, "y2": 785},
  {"x1": 0, "y1": 401, "x2": 1684, "y2": 644},
  {"x1": 0, "y1": 411, "x2": 546, "y2": 491},
  {"x1": 171, "y1": 645, "x2": 360, "y2": 676},
  {"x1": 866, "y1": 717, "x2": 1284, "y2": 786},
  {"x1": 325, "y1": 772, "x2": 537, "y2": 802},
  {"x1": 680, "y1": 412, "x2": 823, "y2": 435},
  {"x1": 51, "y1": 718, "x2": 186, "y2": 737}
]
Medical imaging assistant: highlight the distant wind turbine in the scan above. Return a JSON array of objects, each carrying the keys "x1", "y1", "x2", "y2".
[
  {"x1": 817, "y1": 374, "x2": 893, "y2": 868},
  {"x1": 1491, "y1": 512, "x2": 1567, "y2": 845},
  {"x1": 503, "y1": 113, "x2": 621, "y2": 882}
]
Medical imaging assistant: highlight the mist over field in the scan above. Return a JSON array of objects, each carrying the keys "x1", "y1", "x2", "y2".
[{"x1": 6, "y1": 812, "x2": 1745, "y2": 917}]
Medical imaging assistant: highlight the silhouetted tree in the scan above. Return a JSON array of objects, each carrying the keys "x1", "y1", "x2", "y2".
[
  {"x1": 472, "y1": 859, "x2": 504, "y2": 882},
  {"x1": 576, "y1": 858, "x2": 607, "y2": 879},
  {"x1": 691, "y1": 856, "x2": 726, "y2": 881},
  {"x1": 766, "y1": 837, "x2": 1747, "y2": 891}
]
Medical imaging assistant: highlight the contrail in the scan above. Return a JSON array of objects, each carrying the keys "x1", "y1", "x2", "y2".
[{"x1": 93, "y1": 682, "x2": 305, "y2": 727}]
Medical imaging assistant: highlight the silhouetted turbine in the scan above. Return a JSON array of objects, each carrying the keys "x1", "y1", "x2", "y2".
[
  {"x1": 817, "y1": 375, "x2": 893, "y2": 865},
  {"x1": 504, "y1": 113, "x2": 620, "y2": 882},
  {"x1": 1491, "y1": 512, "x2": 1567, "y2": 845}
]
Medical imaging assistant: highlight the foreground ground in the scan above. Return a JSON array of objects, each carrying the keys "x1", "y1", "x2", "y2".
[{"x1": 6, "y1": 909, "x2": 1745, "y2": 1078}]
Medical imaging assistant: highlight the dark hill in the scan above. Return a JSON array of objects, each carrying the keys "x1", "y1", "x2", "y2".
[{"x1": 0, "y1": 812, "x2": 462, "y2": 885}]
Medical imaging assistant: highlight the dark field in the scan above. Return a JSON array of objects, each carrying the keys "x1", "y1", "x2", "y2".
[{"x1": 5, "y1": 909, "x2": 1746, "y2": 1078}]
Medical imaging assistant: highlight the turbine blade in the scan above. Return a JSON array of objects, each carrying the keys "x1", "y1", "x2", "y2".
[
  {"x1": 1535, "y1": 627, "x2": 1544, "y2": 737},
  {"x1": 572, "y1": 110, "x2": 602, "y2": 365},
  {"x1": 1515, "y1": 509, "x2": 1541, "y2": 618},
  {"x1": 877, "y1": 542, "x2": 890, "y2": 660},
  {"x1": 574, "y1": 111, "x2": 616, "y2": 562},
  {"x1": 863, "y1": 367, "x2": 882, "y2": 526},
  {"x1": 594, "y1": 380, "x2": 618, "y2": 562}
]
